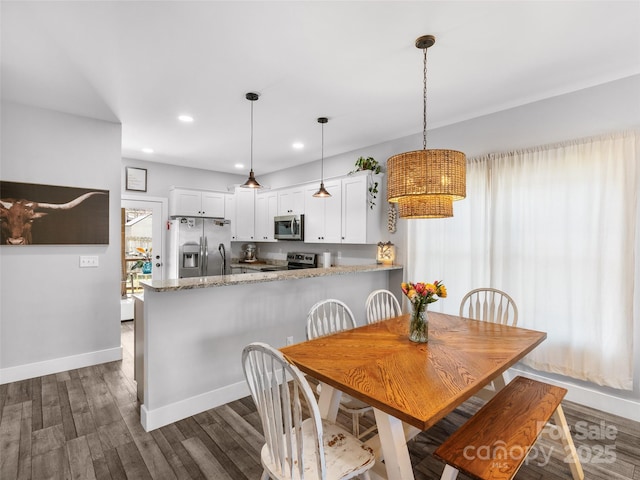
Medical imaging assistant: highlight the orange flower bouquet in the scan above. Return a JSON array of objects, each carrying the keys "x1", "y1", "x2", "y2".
[{"x1": 401, "y1": 281, "x2": 447, "y2": 343}]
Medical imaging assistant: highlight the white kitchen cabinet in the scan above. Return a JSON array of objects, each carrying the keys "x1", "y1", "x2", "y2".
[
  {"x1": 277, "y1": 187, "x2": 305, "y2": 215},
  {"x1": 201, "y1": 192, "x2": 226, "y2": 217},
  {"x1": 255, "y1": 191, "x2": 278, "y2": 241},
  {"x1": 225, "y1": 194, "x2": 237, "y2": 240},
  {"x1": 341, "y1": 172, "x2": 382, "y2": 244},
  {"x1": 234, "y1": 187, "x2": 256, "y2": 241},
  {"x1": 169, "y1": 188, "x2": 226, "y2": 218},
  {"x1": 304, "y1": 179, "x2": 342, "y2": 243}
]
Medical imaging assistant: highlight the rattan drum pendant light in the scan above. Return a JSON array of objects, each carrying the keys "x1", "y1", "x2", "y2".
[
  {"x1": 241, "y1": 92, "x2": 262, "y2": 188},
  {"x1": 313, "y1": 117, "x2": 331, "y2": 197},
  {"x1": 387, "y1": 35, "x2": 466, "y2": 218}
]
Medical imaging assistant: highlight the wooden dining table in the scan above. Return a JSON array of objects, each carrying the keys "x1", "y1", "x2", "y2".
[{"x1": 280, "y1": 312, "x2": 547, "y2": 480}]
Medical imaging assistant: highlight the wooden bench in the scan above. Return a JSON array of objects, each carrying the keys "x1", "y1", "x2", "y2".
[{"x1": 434, "y1": 376, "x2": 584, "y2": 480}]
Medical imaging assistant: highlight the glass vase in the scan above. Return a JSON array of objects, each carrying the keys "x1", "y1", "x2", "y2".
[
  {"x1": 142, "y1": 261, "x2": 152, "y2": 274},
  {"x1": 409, "y1": 303, "x2": 428, "y2": 343}
]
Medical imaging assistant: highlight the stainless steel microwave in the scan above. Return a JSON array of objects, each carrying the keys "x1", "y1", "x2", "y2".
[{"x1": 274, "y1": 214, "x2": 304, "y2": 240}]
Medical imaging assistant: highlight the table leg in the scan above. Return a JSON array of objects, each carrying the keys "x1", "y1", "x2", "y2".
[
  {"x1": 317, "y1": 382, "x2": 341, "y2": 422},
  {"x1": 372, "y1": 408, "x2": 415, "y2": 480}
]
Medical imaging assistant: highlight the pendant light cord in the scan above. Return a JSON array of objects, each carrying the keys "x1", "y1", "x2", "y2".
[
  {"x1": 423, "y1": 46, "x2": 428, "y2": 151},
  {"x1": 321, "y1": 121, "x2": 324, "y2": 181},
  {"x1": 250, "y1": 100, "x2": 254, "y2": 170}
]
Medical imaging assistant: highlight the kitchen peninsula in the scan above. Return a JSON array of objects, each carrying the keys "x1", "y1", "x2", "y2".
[{"x1": 136, "y1": 263, "x2": 403, "y2": 431}]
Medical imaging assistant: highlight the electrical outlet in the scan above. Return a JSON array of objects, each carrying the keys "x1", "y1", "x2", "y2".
[
  {"x1": 286, "y1": 336, "x2": 294, "y2": 345},
  {"x1": 79, "y1": 256, "x2": 99, "y2": 268}
]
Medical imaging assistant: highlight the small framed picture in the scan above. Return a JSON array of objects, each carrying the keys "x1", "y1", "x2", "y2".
[{"x1": 126, "y1": 167, "x2": 147, "y2": 192}]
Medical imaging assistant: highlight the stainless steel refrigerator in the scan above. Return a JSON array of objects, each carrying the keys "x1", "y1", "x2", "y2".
[{"x1": 167, "y1": 217, "x2": 231, "y2": 278}]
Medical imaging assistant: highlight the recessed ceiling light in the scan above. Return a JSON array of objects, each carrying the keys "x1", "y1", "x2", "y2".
[
  {"x1": 292, "y1": 142, "x2": 304, "y2": 149},
  {"x1": 235, "y1": 163, "x2": 244, "y2": 169},
  {"x1": 141, "y1": 148, "x2": 154, "y2": 154},
  {"x1": 178, "y1": 115, "x2": 194, "y2": 123}
]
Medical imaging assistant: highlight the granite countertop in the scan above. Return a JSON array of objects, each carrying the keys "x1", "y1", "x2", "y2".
[{"x1": 140, "y1": 264, "x2": 403, "y2": 292}]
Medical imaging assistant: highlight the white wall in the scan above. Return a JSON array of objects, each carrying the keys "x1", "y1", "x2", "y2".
[{"x1": 0, "y1": 101, "x2": 122, "y2": 382}]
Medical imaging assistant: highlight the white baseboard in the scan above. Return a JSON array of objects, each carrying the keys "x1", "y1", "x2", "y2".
[
  {"x1": 0, "y1": 346, "x2": 123, "y2": 385},
  {"x1": 507, "y1": 367, "x2": 640, "y2": 422},
  {"x1": 140, "y1": 381, "x2": 250, "y2": 432}
]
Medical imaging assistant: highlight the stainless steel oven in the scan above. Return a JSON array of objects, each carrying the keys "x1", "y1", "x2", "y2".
[
  {"x1": 286, "y1": 252, "x2": 317, "y2": 269},
  {"x1": 274, "y1": 214, "x2": 304, "y2": 241}
]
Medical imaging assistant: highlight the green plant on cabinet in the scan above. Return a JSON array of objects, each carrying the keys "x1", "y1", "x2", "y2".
[{"x1": 350, "y1": 156, "x2": 381, "y2": 209}]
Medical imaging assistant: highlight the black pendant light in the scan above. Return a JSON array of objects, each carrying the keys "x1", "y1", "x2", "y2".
[
  {"x1": 313, "y1": 117, "x2": 331, "y2": 197},
  {"x1": 241, "y1": 92, "x2": 262, "y2": 188}
]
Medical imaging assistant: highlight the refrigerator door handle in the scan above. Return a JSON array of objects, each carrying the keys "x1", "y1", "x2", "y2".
[
  {"x1": 203, "y1": 236, "x2": 209, "y2": 276},
  {"x1": 199, "y1": 236, "x2": 204, "y2": 276}
]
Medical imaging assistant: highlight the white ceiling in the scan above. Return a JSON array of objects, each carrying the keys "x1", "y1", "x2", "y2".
[{"x1": 2, "y1": 1, "x2": 639, "y2": 175}]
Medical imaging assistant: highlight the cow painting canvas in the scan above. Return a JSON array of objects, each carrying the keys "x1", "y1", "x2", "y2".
[{"x1": 0, "y1": 181, "x2": 109, "y2": 245}]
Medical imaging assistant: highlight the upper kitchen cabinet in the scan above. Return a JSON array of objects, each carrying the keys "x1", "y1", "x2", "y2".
[
  {"x1": 304, "y1": 179, "x2": 342, "y2": 243},
  {"x1": 234, "y1": 187, "x2": 256, "y2": 241},
  {"x1": 225, "y1": 194, "x2": 237, "y2": 240},
  {"x1": 255, "y1": 190, "x2": 278, "y2": 242},
  {"x1": 341, "y1": 172, "x2": 382, "y2": 244},
  {"x1": 277, "y1": 187, "x2": 305, "y2": 215},
  {"x1": 169, "y1": 188, "x2": 226, "y2": 218}
]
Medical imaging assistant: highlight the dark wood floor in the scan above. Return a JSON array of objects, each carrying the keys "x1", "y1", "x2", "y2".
[{"x1": 1, "y1": 320, "x2": 639, "y2": 479}]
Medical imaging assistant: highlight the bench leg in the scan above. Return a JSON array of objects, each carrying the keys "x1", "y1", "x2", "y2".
[
  {"x1": 552, "y1": 405, "x2": 584, "y2": 480},
  {"x1": 440, "y1": 465, "x2": 459, "y2": 480}
]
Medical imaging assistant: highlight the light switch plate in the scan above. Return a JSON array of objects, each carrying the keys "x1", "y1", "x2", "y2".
[{"x1": 79, "y1": 256, "x2": 99, "y2": 268}]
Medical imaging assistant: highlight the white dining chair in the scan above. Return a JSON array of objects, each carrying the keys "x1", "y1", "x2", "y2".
[
  {"x1": 306, "y1": 299, "x2": 376, "y2": 439},
  {"x1": 459, "y1": 287, "x2": 519, "y2": 400},
  {"x1": 459, "y1": 287, "x2": 518, "y2": 326},
  {"x1": 306, "y1": 299, "x2": 357, "y2": 339},
  {"x1": 365, "y1": 289, "x2": 402, "y2": 324},
  {"x1": 242, "y1": 342, "x2": 375, "y2": 480}
]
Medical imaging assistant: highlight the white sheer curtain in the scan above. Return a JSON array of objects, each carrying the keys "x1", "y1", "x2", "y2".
[
  {"x1": 407, "y1": 156, "x2": 491, "y2": 313},
  {"x1": 409, "y1": 131, "x2": 638, "y2": 389}
]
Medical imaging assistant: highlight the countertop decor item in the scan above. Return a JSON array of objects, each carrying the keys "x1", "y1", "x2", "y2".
[
  {"x1": 241, "y1": 92, "x2": 262, "y2": 189},
  {"x1": 401, "y1": 280, "x2": 447, "y2": 343},
  {"x1": 387, "y1": 35, "x2": 466, "y2": 219},
  {"x1": 312, "y1": 117, "x2": 331, "y2": 197},
  {"x1": 376, "y1": 241, "x2": 395, "y2": 265}
]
